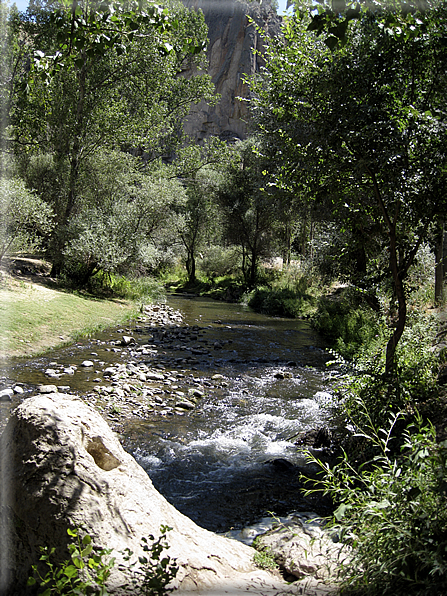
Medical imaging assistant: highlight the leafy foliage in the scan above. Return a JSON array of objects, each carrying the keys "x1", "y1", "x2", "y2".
[
  {"x1": 11, "y1": 0, "x2": 214, "y2": 276},
  {"x1": 0, "y1": 177, "x2": 54, "y2": 260},
  {"x1": 333, "y1": 312, "x2": 440, "y2": 432},
  {"x1": 27, "y1": 527, "x2": 115, "y2": 595},
  {"x1": 252, "y1": 547, "x2": 278, "y2": 571},
  {"x1": 198, "y1": 245, "x2": 241, "y2": 282},
  {"x1": 312, "y1": 290, "x2": 381, "y2": 360},
  {"x1": 28, "y1": 526, "x2": 178, "y2": 596},
  {"x1": 248, "y1": 285, "x2": 314, "y2": 318},
  {"x1": 217, "y1": 139, "x2": 282, "y2": 287},
  {"x1": 251, "y1": 3, "x2": 447, "y2": 372},
  {"x1": 61, "y1": 152, "x2": 186, "y2": 285},
  {"x1": 305, "y1": 408, "x2": 447, "y2": 595},
  {"x1": 121, "y1": 525, "x2": 178, "y2": 596}
]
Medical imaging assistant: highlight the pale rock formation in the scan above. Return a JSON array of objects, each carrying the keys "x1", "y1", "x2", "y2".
[
  {"x1": 255, "y1": 516, "x2": 346, "y2": 586},
  {"x1": 182, "y1": 0, "x2": 282, "y2": 142},
  {"x1": 0, "y1": 393, "x2": 334, "y2": 595}
]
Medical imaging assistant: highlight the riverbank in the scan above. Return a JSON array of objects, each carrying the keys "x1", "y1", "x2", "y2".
[{"x1": 0, "y1": 258, "x2": 139, "y2": 359}]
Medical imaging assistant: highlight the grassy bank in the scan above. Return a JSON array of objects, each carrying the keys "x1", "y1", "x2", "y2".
[{"x1": 0, "y1": 273, "x2": 138, "y2": 359}]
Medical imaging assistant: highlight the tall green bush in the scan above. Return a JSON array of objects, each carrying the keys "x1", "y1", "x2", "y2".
[
  {"x1": 335, "y1": 312, "x2": 439, "y2": 432},
  {"x1": 306, "y1": 407, "x2": 447, "y2": 596},
  {"x1": 312, "y1": 291, "x2": 380, "y2": 360}
]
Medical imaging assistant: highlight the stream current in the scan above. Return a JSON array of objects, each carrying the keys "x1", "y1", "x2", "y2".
[{"x1": 1, "y1": 296, "x2": 335, "y2": 535}]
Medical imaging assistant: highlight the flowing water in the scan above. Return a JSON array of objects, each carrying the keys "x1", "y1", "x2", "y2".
[{"x1": 1, "y1": 296, "x2": 335, "y2": 535}]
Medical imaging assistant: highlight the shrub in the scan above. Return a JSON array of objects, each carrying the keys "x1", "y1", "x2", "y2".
[
  {"x1": 248, "y1": 286, "x2": 315, "y2": 318},
  {"x1": 336, "y1": 312, "x2": 439, "y2": 432},
  {"x1": 28, "y1": 526, "x2": 178, "y2": 596},
  {"x1": 312, "y1": 291, "x2": 380, "y2": 360},
  {"x1": 0, "y1": 177, "x2": 55, "y2": 261},
  {"x1": 198, "y1": 245, "x2": 240, "y2": 281},
  {"x1": 101, "y1": 274, "x2": 165, "y2": 303},
  {"x1": 27, "y1": 527, "x2": 115, "y2": 595},
  {"x1": 305, "y1": 407, "x2": 447, "y2": 596},
  {"x1": 120, "y1": 525, "x2": 178, "y2": 596},
  {"x1": 247, "y1": 270, "x2": 317, "y2": 318}
]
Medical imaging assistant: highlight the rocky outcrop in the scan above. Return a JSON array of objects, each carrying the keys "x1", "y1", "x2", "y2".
[
  {"x1": 182, "y1": 0, "x2": 282, "y2": 142},
  {"x1": 0, "y1": 393, "x2": 330, "y2": 595}
]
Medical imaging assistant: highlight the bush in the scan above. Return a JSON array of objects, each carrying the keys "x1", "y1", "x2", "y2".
[
  {"x1": 28, "y1": 526, "x2": 178, "y2": 596},
  {"x1": 198, "y1": 245, "x2": 240, "y2": 281},
  {"x1": 336, "y1": 312, "x2": 439, "y2": 432},
  {"x1": 0, "y1": 177, "x2": 55, "y2": 260},
  {"x1": 248, "y1": 286, "x2": 315, "y2": 318},
  {"x1": 247, "y1": 270, "x2": 317, "y2": 318},
  {"x1": 306, "y1": 406, "x2": 447, "y2": 596},
  {"x1": 27, "y1": 527, "x2": 115, "y2": 595},
  {"x1": 312, "y1": 290, "x2": 380, "y2": 360},
  {"x1": 87, "y1": 272, "x2": 166, "y2": 303}
]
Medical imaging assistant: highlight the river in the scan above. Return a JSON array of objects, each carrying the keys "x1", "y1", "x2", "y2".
[{"x1": 1, "y1": 295, "x2": 335, "y2": 536}]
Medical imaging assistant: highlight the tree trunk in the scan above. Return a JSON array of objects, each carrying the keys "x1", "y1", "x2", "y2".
[
  {"x1": 186, "y1": 250, "x2": 196, "y2": 284},
  {"x1": 368, "y1": 170, "x2": 407, "y2": 375},
  {"x1": 435, "y1": 218, "x2": 445, "y2": 304},
  {"x1": 51, "y1": 55, "x2": 86, "y2": 276}
]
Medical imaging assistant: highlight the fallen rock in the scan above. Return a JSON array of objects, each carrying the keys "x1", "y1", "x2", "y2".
[
  {"x1": 0, "y1": 393, "x2": 321, "y2": 595},
  {"x1": 255, "y1": 516, "x2": 346, "y2": 583}
]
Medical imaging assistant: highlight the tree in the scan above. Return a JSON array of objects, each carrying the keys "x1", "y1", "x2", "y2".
[
  {"x1": 62, "y1": 150, "x2": 186, "y2": 284},
  {"x1": 180, "y1": 166, "x2": 224, "y2": 284},
  {"x1": 252, "y1": 4, "x2": 447, "y2": 372},
  {"x1": 174, "y1": 137, "x2": 231, "y2": 284},
  {"x1": 0, "y1": 176, "x2": 54, "y2": 261},
  {"x1": 218, "y1": 139, "x2": 281, "y2": 287},
  {"x1": 11, "y1": 0, "x2": 214, "y2": 276}
]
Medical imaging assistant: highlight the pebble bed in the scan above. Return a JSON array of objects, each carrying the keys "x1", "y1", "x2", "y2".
[{"x1": 35, "y1": 303, "x2": 233, "y2": 433}]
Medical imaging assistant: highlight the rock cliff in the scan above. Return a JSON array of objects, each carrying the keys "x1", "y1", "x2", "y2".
[{"x1": 182, "y1": 0, "x2": 282, "y2": 142}]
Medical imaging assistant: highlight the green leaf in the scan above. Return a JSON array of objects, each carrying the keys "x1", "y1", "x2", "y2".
[
  {"x1": 334, "y1": 502, "x2": 351, "y2": 520},
  {"x1": 63, "y1": 564, "x2": 79, "y2": 578},
  {"x1": 81, "y1": 544, "x2": 93, "y2": 557}
]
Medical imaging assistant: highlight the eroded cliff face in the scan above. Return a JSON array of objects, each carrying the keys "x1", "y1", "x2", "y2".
[{"x1": 182, "y1": 0, "x2": 282, "y2": 142}]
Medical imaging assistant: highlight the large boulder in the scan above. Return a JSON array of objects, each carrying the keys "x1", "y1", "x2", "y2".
[{"x1": 0, "y1": 393, "x2": 333, "y2": 595}]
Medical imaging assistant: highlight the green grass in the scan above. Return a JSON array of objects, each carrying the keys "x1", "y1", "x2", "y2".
[{"x1": 0, "y1": 275, "x2": 138, "y2": 358}]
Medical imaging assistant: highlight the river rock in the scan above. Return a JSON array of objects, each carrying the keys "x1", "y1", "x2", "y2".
[
  {"x1": 81, "y1": 360, "x2": 94, "y2": 367},
  {"x1": 254, "y1": 517, "x2": 345, "y2": 583},
  {"x1": 38, "y1": 384, "x2": 58, "y2": 393},
  {"x1": 0, "y1": 388, "x2": 13, "y2": 401},
  {"x1": 175, "y1": 399, "x2": 196, "y2": 411},
  {"x1": 146, "y1": 372, "x2": 165, "y2": 381},
  {"x1": 44, "y1": 368, "x2": 60, "y2": 378},
  {"x1": 0, "y1": 393, "x2": 313, "y2": 595}
]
